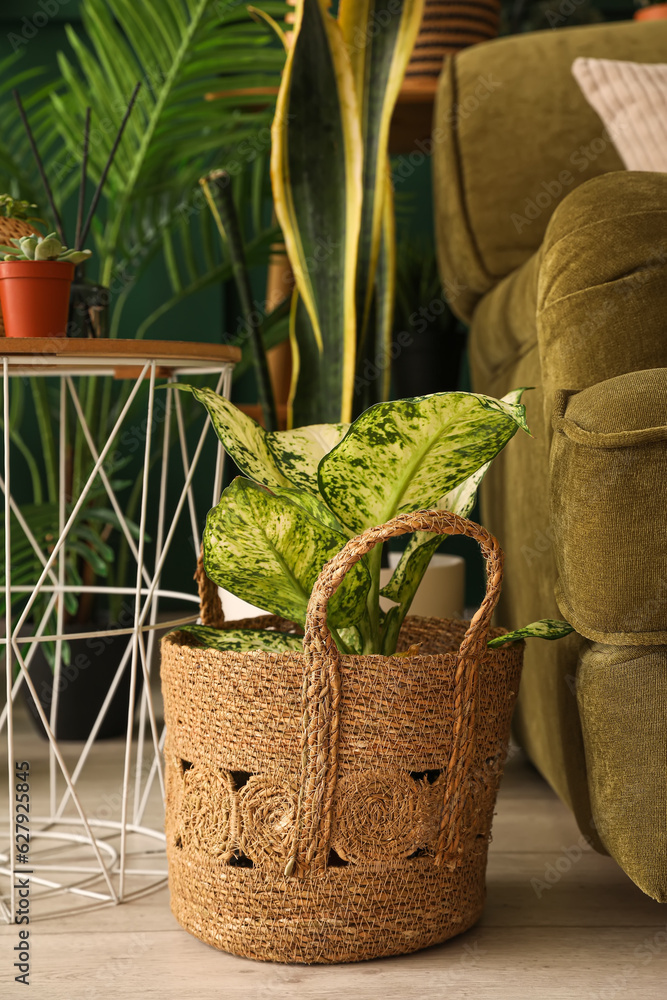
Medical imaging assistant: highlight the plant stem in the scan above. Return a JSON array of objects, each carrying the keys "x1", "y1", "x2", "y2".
[
  {"x1": 79, "y1": 82, "x2": 141, "y2": 249},
  {"x1": 13, "y1": 89, "x2": 66, "y2": 244},
  {"x1": 200, "y1": 170, "x2": 278, "y2": 432},
  {"x1": 75, "y1": 107, "x2": 91, "y2": 250},
  {"x1": 362, "y1": 545, "x2": 383, "y2": 654}
]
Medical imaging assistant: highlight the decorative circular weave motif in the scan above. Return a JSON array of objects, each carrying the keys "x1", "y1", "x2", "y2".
[
  {"x1": 178, "y1": 765, "x2": 237, "y2": 862},
  {"x1": 332, "y1": 769, "x2": 430, "y2": 864},
  {"x1": 238, "y1": 775, "x2": 298, "y2": 866}
]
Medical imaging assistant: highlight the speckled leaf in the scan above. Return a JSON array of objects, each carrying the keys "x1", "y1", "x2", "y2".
[
  {"x1": 267, "y1": 423, "x2": 349, "y2": 493},
  {"x1": 381, "y1": 389, "x2": 530, "y2": 606},
  {"x1": 488, "y1": 619, "x2": 574, "y2": 648},
  {"x1": 176, "y1": 385, "x2": 290, "y2": 488},
  {"x1": 268, "y1": 486, "x2": 346, "y2": 533},
  {"x1": 319, "y1": 390, "x2": 530, "y2": 535},
  {"x1": 203, "y1": 478, "x2": 370, "y2": 627},
  {"x1": 176, "y1": 625, "x2": 303, "y2": 654}
]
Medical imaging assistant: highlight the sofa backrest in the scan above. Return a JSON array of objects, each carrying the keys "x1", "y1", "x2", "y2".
[{"x1": 433, "y1": 20, "x2": 667, "y2": 321}]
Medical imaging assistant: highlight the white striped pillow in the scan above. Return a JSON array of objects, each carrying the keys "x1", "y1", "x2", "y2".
[{"x1": 572, "y1": 57, "x2": 667, "y2": 172}]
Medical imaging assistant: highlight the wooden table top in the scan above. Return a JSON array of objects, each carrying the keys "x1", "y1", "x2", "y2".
[{"x1": 0, "y1": 338, "x2": 240, "y2": 362}]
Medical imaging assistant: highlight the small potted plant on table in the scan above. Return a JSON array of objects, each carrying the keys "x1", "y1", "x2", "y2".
[{"x1": 0, "y1": 232, "x2": 91, "y2": 339}]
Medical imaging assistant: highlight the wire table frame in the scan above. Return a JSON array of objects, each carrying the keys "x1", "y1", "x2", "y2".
[{"x1": 0, "y1": 339, "x2": 239, "y2": 922}]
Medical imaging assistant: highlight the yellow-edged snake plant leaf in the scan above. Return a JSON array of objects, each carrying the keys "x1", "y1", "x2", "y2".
[
  {"x1": 339, "y1": 0, "x2": 424, "y2": 345},
  {"x1": 271, "y1": 0, "x2": 363, "y2": 424}
]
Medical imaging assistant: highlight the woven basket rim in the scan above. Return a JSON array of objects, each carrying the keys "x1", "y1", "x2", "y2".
[{"x1": 161, "y1": 615, "x2": 522, "y2": 663}]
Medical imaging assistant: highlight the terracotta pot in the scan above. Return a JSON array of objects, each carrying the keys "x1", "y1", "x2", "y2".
[
  {"x1": 634, "y1": 3, "x2": 667, "y2": 17},
  {"x1": 0, "y1": 260, "x2": 75, "y2": 338}
]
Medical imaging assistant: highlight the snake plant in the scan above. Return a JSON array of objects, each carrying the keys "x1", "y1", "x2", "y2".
[
  {"x1": 170, "y1": 384, "x2": 572, "y2": 655},
  {"x1": 271, "y1": 0, "x2": 425, "y2": 426}
]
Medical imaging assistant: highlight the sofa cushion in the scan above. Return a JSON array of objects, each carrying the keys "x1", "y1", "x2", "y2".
[
  {"x1": 577, "y1": 640, "x2": 667, "y2": 901},
  {"x1": 572, "y1": 57, "x2": 667, "y2": 172},
  {"x1": 551, "y1": 369, "x2": 667, "y2": 645},
  {"x1": 433, "y1": 20, "x2": 667, "y2": 322}
]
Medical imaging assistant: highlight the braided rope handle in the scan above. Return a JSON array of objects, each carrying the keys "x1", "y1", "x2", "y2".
[
  {"x1": 195, "y1": 550, "x2": 225, "y2": 628},
  {"x1": 287, "y1": 509, "x2": 504, "y2": 878}
]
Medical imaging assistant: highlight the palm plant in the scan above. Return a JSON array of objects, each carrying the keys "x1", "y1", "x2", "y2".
[
  {"x1": 0, "y1": 2, "x2": 293, "y2": 657},
  {"x1": 49, "y1": 0, "x2": 289, "y2": 338}
]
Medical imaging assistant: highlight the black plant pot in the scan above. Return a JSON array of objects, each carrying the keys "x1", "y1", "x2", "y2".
[
  {"x1": 67, "y1": 277, "x2": 109, "y2": 339},
  {"x1": 393, "y1": 320, "x2": 466, "y2": 399},
  {"x1": 21, "y1": 623, "x2": 142, "y2": 741}
]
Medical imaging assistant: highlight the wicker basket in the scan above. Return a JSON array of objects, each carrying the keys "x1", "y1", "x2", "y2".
[{"x1": 161, "y1": 509, "x2": 523, "y2": 964}]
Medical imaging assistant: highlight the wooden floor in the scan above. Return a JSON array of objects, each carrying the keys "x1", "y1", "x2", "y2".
[{"x1": 1, "y1": 702, "x2": 666, "y2": 999}]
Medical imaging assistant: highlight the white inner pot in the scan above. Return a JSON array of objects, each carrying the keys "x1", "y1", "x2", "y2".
[
  {"x1": 380, "y1": 552, "x2": 465, "y2": 620},
  {"x1": 219, "y1": 552, "x2": 466, "y2": 625}
]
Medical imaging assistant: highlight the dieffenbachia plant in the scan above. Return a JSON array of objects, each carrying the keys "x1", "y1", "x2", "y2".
[
  {"x1": 271, "y1": 0, "x2": 424, "y2": 426},
  {"x1": 172, "y1": 385, "x2": 571, "y2": 656}
]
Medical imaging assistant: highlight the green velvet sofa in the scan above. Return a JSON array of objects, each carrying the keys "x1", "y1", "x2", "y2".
[{"x1": 433, "y1": 20, "x2": 667, "y2": 900}]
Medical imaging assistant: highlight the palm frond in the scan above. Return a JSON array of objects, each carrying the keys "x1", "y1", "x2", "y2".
[{"x1": 50, "y1": 0, "x2": 288, "y2": 290}]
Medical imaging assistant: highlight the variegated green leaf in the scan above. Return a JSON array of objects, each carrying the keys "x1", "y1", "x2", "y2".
[
  {"x1": 336, "y1": 625, "x2": 363, "y2": 654},
  {"x1": 380, "y1": 389, "x2": 530, "y2": 611},
  {"x1": 175, "y1": 385, "x2": 290, "y2": 488},
  {"x1": 268, "y1": 486, "x2": 346, "y2": 533},
  {"x1": 176, "y1": 624, "x2": 303, "y2": 654},
  {"x1": 267, "y1": 422, "x2": 350, "y2": 493},
  {"x1": 319, "y1": 391, "x2": 530, "y2": 535},
  {"x1": 487, "y1": 619, "x2": 574, "y2": 648},
  {"x1": 203, "y1": 478, "x2": 370, "y2": 628},
  {"x1": 178, "y1": 385, "x2": 347, "y2": 494}
]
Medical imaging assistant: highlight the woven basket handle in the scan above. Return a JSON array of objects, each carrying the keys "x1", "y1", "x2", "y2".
[
  {"x1": 195, "y1": 550, "x2": 225, "y2": 628},
  {"x1": 288, "y1": 508, "x2": 504, "y2": 877}
]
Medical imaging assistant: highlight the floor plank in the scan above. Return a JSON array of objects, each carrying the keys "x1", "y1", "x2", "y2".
[{"x1": 1, "y1": 705, "x2": 666, "y2": 997}]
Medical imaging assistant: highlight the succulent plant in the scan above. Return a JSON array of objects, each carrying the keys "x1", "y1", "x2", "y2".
[{"x1": 0, "y1": 232, "x2": 92, "y2": 265}]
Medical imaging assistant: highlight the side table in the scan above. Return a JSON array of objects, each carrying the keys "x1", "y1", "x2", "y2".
[{"x1": 0, "y1": 339, "x2": 238, "y2": 921}]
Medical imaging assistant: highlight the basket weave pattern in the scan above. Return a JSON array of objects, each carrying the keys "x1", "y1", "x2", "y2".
[
  {"x1": 161, "y1": 510, "x2": 523, "y2": 963},
  {"x1": 405, "y1": 0, "x2": 501, "y2": 80}
]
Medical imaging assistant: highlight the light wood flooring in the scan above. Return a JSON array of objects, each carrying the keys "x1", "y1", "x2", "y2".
[{"x1": 1, "y1": 697, "x2": 666, "y2": 1000}]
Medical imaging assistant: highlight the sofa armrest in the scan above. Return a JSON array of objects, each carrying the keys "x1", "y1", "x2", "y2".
[
  {"x1": 537, "y1": 170, "x2": 667, "y2": 424},
  {"x1": 550, "y1": 369, "x2": 667, "y2": 645}
]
